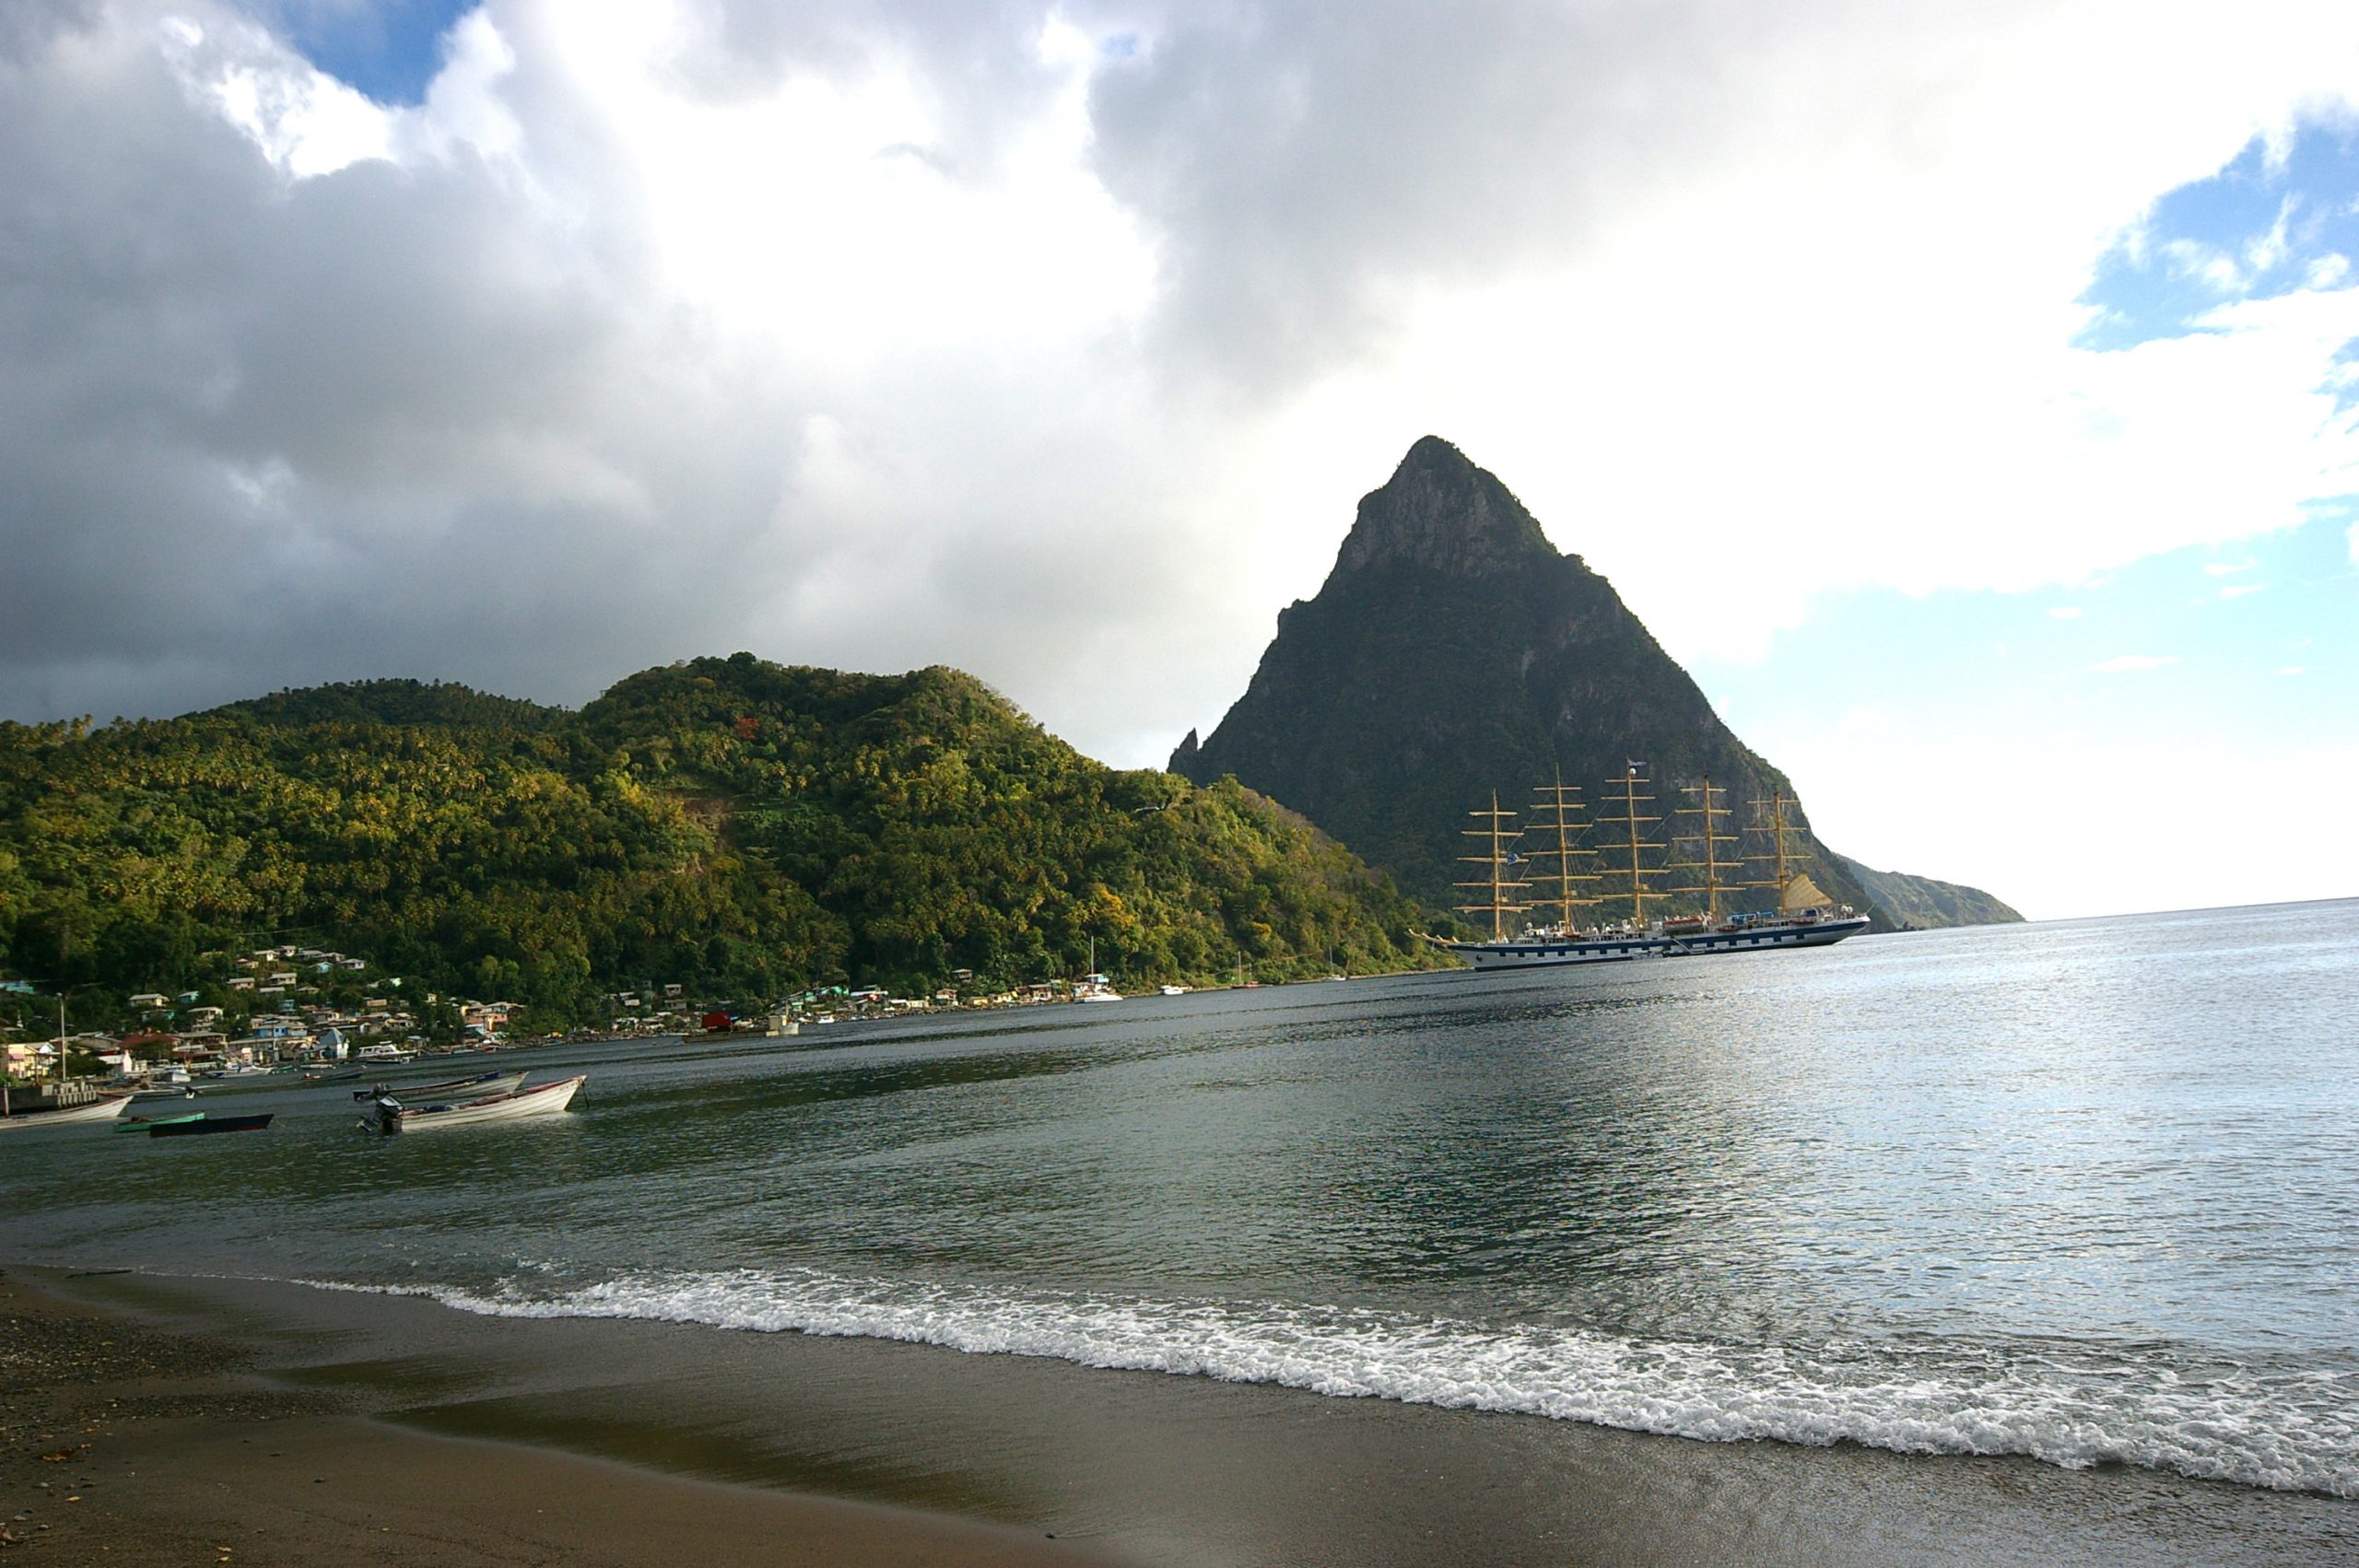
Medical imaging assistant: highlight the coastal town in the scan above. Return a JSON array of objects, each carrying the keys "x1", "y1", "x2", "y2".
[{"x1": 1, "y1": 944, "x2": 1203, "y2": 1094}]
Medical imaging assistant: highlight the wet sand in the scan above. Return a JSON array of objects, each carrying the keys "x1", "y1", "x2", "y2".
[
  {"x1": 0, "y1": 1269, "x2": 1122, "y2": 1566},
  {"x1": 11, "y1": 1265, "x2": 2356, "y2": 1566}
]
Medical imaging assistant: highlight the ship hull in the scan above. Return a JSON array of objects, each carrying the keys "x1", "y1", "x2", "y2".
[{"x1": 1446, "y1": 914, "x2": 1870, "y2": 972}]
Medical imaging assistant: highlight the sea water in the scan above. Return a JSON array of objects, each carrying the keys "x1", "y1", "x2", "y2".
[{"x1": 6, "y1": 899, "x2": 2355, "y2": 1499}]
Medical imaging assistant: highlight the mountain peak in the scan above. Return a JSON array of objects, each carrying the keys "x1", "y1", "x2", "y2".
[
  {"x1": 1334, "y1": 437, "x2": 1558, "y2": 579},
  {"x1": 1173, "y1": 440, "x2": 1907, "y2": 929}
]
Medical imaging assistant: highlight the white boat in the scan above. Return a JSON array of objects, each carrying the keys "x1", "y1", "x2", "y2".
[
  {"x1": 1074, "y1": 939, "x2": 1123, "y2": 1000},
  {"x1": 355, "y1": 1044, "x2": 416, "y2": 1063},
  {"x1": 0, "y1": 1001, "x2": 131, "y2": 1127},
  {"x1": 1158, "y1": 984, "x2": 1189, "y2": 996},
  {"x1": 0, "y1": 1094, "x2": 130, "y2": 1129},
  {"x1": 364, "y1": 1075, "x2": 585, "y2": 1134},
  {"x1": 349, "y1": 1069, "x2": 526, "y2": 1102}
]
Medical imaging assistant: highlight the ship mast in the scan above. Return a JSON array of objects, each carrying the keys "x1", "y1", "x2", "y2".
[
  {"x1": 1748, "y1": 790, "x2": 1806, "y2": 913},
  {"x1": 1670, "y1": 775, "x2": 1740, "y2": 921},
  {"x1": 1524, "y1": 767, "x2": 1598, "y2": 931},
  {"x1": 1595, "y1": 764, "x2": 1664, "y2": 925},
  {"x1": 1455, "y1": 791, "x2": 1530, "y2": 941}
]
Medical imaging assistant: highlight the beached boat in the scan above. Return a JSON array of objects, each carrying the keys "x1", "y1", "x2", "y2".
[
  {"x1": 349, "y1": 1069, "x2": 525, "y2": 1102},
  {"x1": 116, "y1": 1110, "x2": 205, "y2": 1131},
  {"x1": 150, "y1": 1112, "x2": 274, "y2": 1137},
  {"x1": 0, "y1": 1094, "x2": 131, "y2": 1129},
  {"x1": 1443, "y1": 768, "x2": 1870, "y2": 972},
  {"x1": 362, "y1": 1074, "x2": 586, "y2": 1134}
]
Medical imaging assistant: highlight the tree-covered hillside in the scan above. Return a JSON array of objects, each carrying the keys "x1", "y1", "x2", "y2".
[{"x1": 0, "y1": 660, "x2": 1442, "y2": 1023}]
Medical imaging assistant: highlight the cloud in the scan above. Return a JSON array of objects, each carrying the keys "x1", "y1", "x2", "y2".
[
  {"x1": 0, "y1": 0, "x2": 1192, "y2": 734},
  {"x1": 2048, "y1": 605, "x2": 2084, "y2": 618},
  {"x1": 2, "y1": 0, "x2": 2358, "y2": 770},
  {"x1": 2087, "y1": 654, "x2": 2179, "y2": 673}
]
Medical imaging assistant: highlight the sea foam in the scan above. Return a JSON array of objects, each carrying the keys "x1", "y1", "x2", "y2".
[{"x1": 326, "y1": 1266, "x2": 2359, "y2": 1498}]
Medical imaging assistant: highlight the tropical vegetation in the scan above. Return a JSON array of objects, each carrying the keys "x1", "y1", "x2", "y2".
[{"x1": 0, "y1": 656, "x2": 1444, "y2": 1033}]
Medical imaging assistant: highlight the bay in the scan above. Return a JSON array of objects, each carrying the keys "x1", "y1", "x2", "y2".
[{"x1": 7, "y1": 898, "x2": 2356, "y2": 1501}]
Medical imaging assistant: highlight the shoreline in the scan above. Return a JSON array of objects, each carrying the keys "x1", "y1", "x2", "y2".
[
  {"x1": 11, "y1": 1263, "x2": 2355, "y2": 1567},
  {"x1": 0, "y1": 1267, "x2": 1124, "y2": 1566}
]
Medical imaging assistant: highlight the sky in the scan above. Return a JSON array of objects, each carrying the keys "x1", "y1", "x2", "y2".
[{"x1": 2, "y1": 1, "x2": 2356, "y2": 921}]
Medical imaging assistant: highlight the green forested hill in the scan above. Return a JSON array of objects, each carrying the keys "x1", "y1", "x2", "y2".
[{"x1": 0, "y1": 659, "x2": 1441, "y2": 1023}]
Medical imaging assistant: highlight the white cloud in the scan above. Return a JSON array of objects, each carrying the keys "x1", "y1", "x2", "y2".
[
  {"x1": 2, "y1": 0, "x2": 2357, "y2": 783},
  {"x1": 2087, "y1": 654, "x2": 2179, "y2": 673},
  {"x1": 158, "y1": 10, "x2": 393, "y2": 176}
]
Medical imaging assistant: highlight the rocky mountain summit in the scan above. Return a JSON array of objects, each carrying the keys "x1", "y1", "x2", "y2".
[{"x1": 1172, "y1": 438, "x2": 2016, "y2": 930}]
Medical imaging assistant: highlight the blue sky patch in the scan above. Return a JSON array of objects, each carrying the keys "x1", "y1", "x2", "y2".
[
  {"x1": 1699, "y1": 509, "x2": 2356, "y2": 776},
  {"x1": 262, "y1": 0, "x2": 475, "y2": 107},
  {"x1": 2080, "y1": 122, "x2": 2359, "y2": 353}
]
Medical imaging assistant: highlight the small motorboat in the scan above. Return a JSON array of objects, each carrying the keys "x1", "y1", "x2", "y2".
[
  {"x1": 150, "y1": 1112, "x2": 275, "y2": 1137},
  {"x1": 116, "y1": 1110, "x2": 205, "y2": 1132},
  {"x1": 0, "y1": 1094, "x2": 131, "y2": 1130},
  {"x1": 362, "y1": 1075, "x2": 585, "y2": 1134},
  {"x1": 351, "y1": 1069, "x2": 525, "y2": 1102}
]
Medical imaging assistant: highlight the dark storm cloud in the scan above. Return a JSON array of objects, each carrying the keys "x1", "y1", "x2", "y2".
[
  {"x1": 0, "y1": 0, "x2": 1279, "y2": 743},
  {"x1": 0, "y1": 3, "x2": 820, "y2": 720}
]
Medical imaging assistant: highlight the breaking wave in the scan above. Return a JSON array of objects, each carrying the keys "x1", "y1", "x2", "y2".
[{"x1": 310, "y1": 1267, "x2": 2359, "y2": 1498}]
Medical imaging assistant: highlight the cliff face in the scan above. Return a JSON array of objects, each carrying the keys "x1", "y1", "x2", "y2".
[
  {"x1": 1173, "y1": 438, "x2": 1903, "y2": 926},
  {"x1": 1834, "y1": 856, "x2": 2024, "y2": 930}
]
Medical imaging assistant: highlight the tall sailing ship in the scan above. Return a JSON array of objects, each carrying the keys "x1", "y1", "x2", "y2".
[{"x1": 1444, "y1": 765, "x2": 1870, "y2": 972}]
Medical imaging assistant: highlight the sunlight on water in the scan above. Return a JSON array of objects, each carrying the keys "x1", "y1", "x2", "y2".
[{"x1": 8, "y1": 900, "x2": 2357, "y2": 1494}]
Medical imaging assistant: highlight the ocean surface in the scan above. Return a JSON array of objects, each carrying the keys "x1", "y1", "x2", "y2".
[{"x1": 7, "y1": 900, "x2": 2358, "y2": 1510}]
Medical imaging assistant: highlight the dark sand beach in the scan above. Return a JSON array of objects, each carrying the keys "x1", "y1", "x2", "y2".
[
  {"x1": 0, "y1": 1269, "x2": 1122, "y2": 1566},
  {"x1": 7, "y1": 1265, "x2": 2353, "y2": 1567}
]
